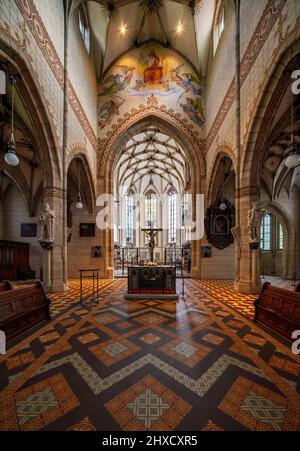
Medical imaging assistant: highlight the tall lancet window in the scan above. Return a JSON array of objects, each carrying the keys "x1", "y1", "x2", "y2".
[
  {"x1": 261, "y1": 212, "x2": 271, "y2": 251},
  {"x1": 145, "y1": 190, "x2": 157, "y2": 231},
  {"x1": 168, "y1": 188, "x2": 177, "y2": 244},
  {"x1": 126, "y1": 190, "x2": 134, "y2": 245},
  {"x1": 79, "y1": 10, "x2": 90, "y2": 54}
]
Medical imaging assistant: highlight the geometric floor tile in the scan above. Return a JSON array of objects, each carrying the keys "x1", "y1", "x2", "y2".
[
  {"x1": 219, "y1": 376, "x2": 299, "y2": 431},
  {"x1": 269, "y1": 356, "x2": 300, "y2": 377},
  {"x1": 140, "y1": 333, "x2": 161, "y2": 344},
  {"x1": 68, "y1": 417, "x2": 96, "y2": 431},
  {"x1": 77, "y1": 333, "x2": 99, "y2": 344},
  {"x1": 160, "y1": 338, "x2": 211, "y2": 367},
  {"x1": 105, "y1": 375, "x2": 192, "y2": 431},
  {"x1": 202, "y1": 334, "x2": 224, "y2": 345},
  {"x1": 127, "y1": 388, "x2": 170, "y2": 428},
  {"x1": 240, "y1": 390, "x2": 286, "y2": 431},
  {"x1": 7, "y1": 351, "x2": 35, "y2": 370},
  {"x1": 89, "y1": 338, "x2": 140, "y2": 366},
  {"x1": 2, "y1": 374, "x2": 80, "y2": 431},
  {"x1": 2, "y1": 278, "x2": 300, "y2": 431},
  {"x1": 16, "y1": 387, "x2": 59, "y2": 425}
]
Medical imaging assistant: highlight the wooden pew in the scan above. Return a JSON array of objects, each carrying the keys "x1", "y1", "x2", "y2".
[
  {"x1": 254, "y1": 282, "x2": 300, "y2": 343},
  {"x1": 0, "y1": 281, "x2": 13, "y2": 292},
  {"x1": 0, "y1": 281, "x2": 51, "y2": 341}
]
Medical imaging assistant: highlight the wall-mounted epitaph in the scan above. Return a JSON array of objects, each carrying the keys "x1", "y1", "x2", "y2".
[{"x1": 204, "y1": 199, "x2": 235, "y2": 250}]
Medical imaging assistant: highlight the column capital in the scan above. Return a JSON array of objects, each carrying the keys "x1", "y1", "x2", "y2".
[
  {"x1": 43, "y1": 186, "x2": 67, "y2": 200},
  {"x1": 235, "y1": 186, "x2": 260, "y2": 199}
]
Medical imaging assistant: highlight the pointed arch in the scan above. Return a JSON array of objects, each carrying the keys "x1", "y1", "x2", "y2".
[
  {"x1": 242, "y1": 40, "x2": 300, "y2": 189},
  {"x1": 0, "y1": 39, "x2": 61, "y2": 187}
]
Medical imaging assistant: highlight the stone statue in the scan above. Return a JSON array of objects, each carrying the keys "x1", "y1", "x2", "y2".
[
  {"x1": 39, "y1": 203, "x2": 55, "y2": 242},
  {"x1": 248, "y1": 204, "x2": 262, "y2": 242}
]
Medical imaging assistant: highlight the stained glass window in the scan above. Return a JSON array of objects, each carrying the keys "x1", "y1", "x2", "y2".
[
  {"x1": 168, "y1": 189, "x2": 176, "y2": 244},
  {"x1": 278, "y1": 222, "x2": 284, "y2": 250},
  {"x1": 145, "y1": 191, "x2": 157, "y2": 229},
  {"x1": 261, "y1": 213, "x2": 271, "y2": 251},
  {"x1": 125, "y1": 191, "x2": 134, "y2": 245}
]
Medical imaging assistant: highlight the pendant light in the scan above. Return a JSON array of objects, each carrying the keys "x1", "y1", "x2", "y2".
[
  {"x1": 4, "y1": 75, "x2": 19, "y2": 167},
  {"x1": 76, "y1": 157, "x2": 83, "y2": 209}
]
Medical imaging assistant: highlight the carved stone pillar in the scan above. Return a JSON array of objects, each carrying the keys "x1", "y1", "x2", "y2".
[
  {"x1": 234, "y1": 187, "x2": 261, "y2": 294},
  {"x1": 43, "y1": 187, "x2": 67, "y2": 292}
]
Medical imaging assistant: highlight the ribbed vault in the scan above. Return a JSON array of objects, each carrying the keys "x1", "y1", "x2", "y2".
[{"x1": 115, "y1": 125, "x2": 190, "y2": 198}]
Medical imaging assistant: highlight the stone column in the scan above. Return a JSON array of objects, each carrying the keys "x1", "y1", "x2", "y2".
[
  {"x1": 43, "y1": 187, "x2": 66, "y2": 292},
  {"x1": 191, "y1": 177, "x2": 204, "y2": 279},
  {"x1": 97, "y1": 176, "x2": 114, "y2": 279},
  {"x1": 234, "y1": 0, "x2": 242, "y2": 290},
  {"x1": 235, "y1": 188, "x2": 261, "y2": 294}
]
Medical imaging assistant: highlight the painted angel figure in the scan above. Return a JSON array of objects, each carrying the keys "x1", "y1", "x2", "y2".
[{"x1": 98, "y1": 66, "x2": 135, "y2": 96}]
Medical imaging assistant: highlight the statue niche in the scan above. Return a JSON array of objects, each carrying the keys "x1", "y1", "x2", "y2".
[{"x1": 204, "y1": 199, "x2": 235, "y2": 250}]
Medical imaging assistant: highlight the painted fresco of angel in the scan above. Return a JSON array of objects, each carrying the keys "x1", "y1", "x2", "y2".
[
  {"x1": 98, "y1": 66, "x2": 135, "y2": 96},
  {"x1": 179, "y1": 96, "x2": 205, "y2": 128},
  {"x1": 98, "y1": 95, "x2": 125, "y2": 129},
  {"x1": 171, "y1": 64, "x2": 204, "y2": 97}
]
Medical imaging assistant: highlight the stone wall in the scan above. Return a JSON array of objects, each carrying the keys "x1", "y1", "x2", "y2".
[{"x1": 203, "y1": 0, "x2": 300, "y2": 284}]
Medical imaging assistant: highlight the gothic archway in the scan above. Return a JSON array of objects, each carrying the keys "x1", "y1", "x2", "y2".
[{"x1": 98, "y1": 111, "x2": 205, "y2": 279}]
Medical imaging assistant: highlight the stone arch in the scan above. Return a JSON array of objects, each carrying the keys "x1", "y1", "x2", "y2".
[
  {"x1": 260, "y1": 201, "x2": 295, "y2": 279},
  {"x1": 242, "y1": 39, "x2": 300, "y2": 189},
  {"x1": 98, "y1": 109, "x2": 205, "y2": 279},
  {"x1": 0, "y1": 38, "x2": 61, "y2": 187},
  {"x1": 0, "y1": 169, "x2": 31, "y2": 216},
  {"x1": 98, "y1": 97, "x2": 206, "y2": 191},
  {"x1": 207, "y1": 149, "x2": 236, "y2": 207},
  {"x1": 67, "y1": 148, "x2": 96, "y2": 214}
]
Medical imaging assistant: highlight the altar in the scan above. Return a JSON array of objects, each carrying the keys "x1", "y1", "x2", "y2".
[{"x1": 125, "y1": 265, "x2": 179, "y2": 300}]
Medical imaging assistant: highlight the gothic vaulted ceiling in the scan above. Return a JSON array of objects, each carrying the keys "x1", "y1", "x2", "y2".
[
  {"x1": 114, "y1": 126, "x2": 190, "y2": 198},
  {"x1": 78, "y1": 0, "x2": 217, "y2": 78}
]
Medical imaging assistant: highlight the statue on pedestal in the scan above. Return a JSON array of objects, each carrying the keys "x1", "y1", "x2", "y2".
[
  {"x1": 39, "y1": 203, "x2": 55, "y2": 248},
  {"x1": 248, "y1": 204, "x2": 262, "y2": 242}
]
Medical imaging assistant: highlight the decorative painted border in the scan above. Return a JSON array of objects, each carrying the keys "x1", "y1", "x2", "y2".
[
  {"x1": 16, "y1": 0, "x2": 97, "y2": 150},
  {"x1": 206, "y1": 0, "x2": 287, "y2": 150},
  {"x1": 97, "y1": 95, "x2": 206, "y2": 177}
]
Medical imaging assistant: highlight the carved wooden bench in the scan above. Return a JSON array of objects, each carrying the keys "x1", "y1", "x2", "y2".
[
  {"x1": 0, "y1": 281, "x2": 51, "y2": 341},
  {"x1": 0, "y1": 281, "x2": 13, "y2": 292},
  {"x1": 254, "y1": 282, "x2": 300, "y2": 342}
]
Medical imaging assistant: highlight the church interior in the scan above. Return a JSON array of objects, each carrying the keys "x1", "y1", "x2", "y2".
[{"x1": 0, "y1": 0, "x2": 300, "y2": 432}]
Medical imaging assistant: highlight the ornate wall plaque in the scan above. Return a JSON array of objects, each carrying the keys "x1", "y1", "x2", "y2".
[{"x1": 204, "y1": 199, "x2": 235, "y2": 250}]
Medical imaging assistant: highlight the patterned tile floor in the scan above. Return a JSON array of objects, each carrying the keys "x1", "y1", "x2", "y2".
[
  {"x1": 0, "y1": 279, "x2": 299, "y2": 431},
  {"x1": 193, "y1": 280, "x2": 256, "y2": 320}
]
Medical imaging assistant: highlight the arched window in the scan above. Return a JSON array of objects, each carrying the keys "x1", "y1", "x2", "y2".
[
  {"x1": 260, "y1": 212, "x2": 285, "y2": 251},
  {"x1": 125, "y1": 191, "x2": 134, "y2": 245},
  {"x1": 278, "y1": 222, "x2": 284, "y2": 251},
  {"x1": 261, "y1": 213, "x2": 271, "y2": 251},
  {"x1": 79, "y1": 10, "x2": 90, "y2": 54},
  {"x1": 213, "y1": 3, "x2": 225, "y2": 56},
  {"x1": 145, "y1": 190, "x2": 157, "y2": 230},
  {"x1": 168, "y1": 189, "x2": 177, "y2": 244}
]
